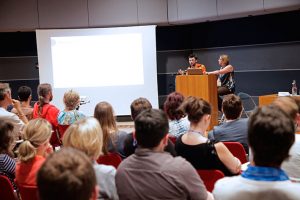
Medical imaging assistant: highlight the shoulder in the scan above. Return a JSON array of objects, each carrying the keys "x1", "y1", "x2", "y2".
[
  {"x1": 213, "y1": 176, "x2": 242, "y2": 197},
  {"x1": 94, "y1": 163, "x2": 116, "y2": 176}
]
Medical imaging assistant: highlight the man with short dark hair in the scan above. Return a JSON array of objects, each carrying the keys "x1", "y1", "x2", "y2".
[
  {"x1": 116, "y1": 109, "x2": 212, "y2": 200},
  {"x1": 208, "y1": 94, "x2": 248, "y2": 153},
  {"x1": 178, "y1": 54, "x2": 206, "y2": 75},
  {"x1": 11, "y1": 86, "x2": 33, "y2": 120},
  {"x1": 213, "y1": 106, "x2": 300, "y2": 200},
  {"x1": 37, "y1": 148, "x2": 98, "y2": 200}
]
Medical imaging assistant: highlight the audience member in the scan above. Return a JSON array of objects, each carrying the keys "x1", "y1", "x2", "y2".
[
  {"x1": 123, "y1": 97, "x2": 176, "y2": 157},
  {"x1": 175, "y1": 96, "x2": 241, "y2": 176},
  {"x1": 207, "y1": 55, "x2": 235, "y2": 110},
  {"x1": 94, "y1": 101, "x2": 127, "y2": 158},
  {"x1": 16, "y1": 118, "x2": 53, "y2": 186},
  {"x1": 33, "y1": 83, "x2": 60, "y2": 147},
  {"x1": 273, "y1": 96, "x2": 300, "y2": 181},
  {"x1": 0, "y1": 120, "x2": 18, "y2": 191},
  {"x1": 0, "y1": 83, "x2": 28, "y2": 140},
  {"x1": 163, "y1": 92, "x2": 189, "y2": 138},
  {"x1": 116, "y1": 109, "x2": 213, "y2": 200},
  {"x1": 11, "y1": 86, "x2": 33, "y2": 120},
  {"x1": 208, "y1": 94, "x2": 249, "y2": 153},
  {"x1": 213, "y1": 106, "x2": 300, "y2": 200},
  {"x1": 62, "y1": 117, "x2": 119, "y2": 200},
  {"x1": 37, "y1": 148, "x2": 98, "y2": 200},
  {"x1": 57, "y1": 90, "x2": 85, "y2": 137}
]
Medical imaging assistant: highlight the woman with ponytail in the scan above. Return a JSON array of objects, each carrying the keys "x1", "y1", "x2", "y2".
[
  {"x1": 32, "y1": 83, "x2": 60, "y2": 147},
  {"x1": 15, "y1": 118, "x2": 53, "y2": 186}
]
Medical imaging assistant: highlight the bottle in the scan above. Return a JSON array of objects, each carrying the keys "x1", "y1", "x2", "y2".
[{"x1": 292, "y1": 80, "x2": 298, "y2": 96}]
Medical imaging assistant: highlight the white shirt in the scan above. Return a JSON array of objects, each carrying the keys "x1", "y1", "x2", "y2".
[{"x1": 0, "y1": 107, "x2": 24, "y2": 140}]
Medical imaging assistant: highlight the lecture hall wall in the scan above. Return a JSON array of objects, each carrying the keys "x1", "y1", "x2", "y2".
[{"x1": 0, "y1": 0, "x2": 300, "y2": 108}]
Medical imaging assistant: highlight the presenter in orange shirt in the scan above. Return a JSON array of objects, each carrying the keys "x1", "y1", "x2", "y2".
[{"x1": 178, "y1": 54, "x2": 206, "y2": 75}]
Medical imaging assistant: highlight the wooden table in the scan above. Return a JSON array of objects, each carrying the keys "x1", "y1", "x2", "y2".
[{"x1": 259, "y1": 94, "x2": 278, "y2": 106}]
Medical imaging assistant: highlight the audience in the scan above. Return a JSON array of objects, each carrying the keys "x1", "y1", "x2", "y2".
[
  {"x1": 163, "y1": 92, "x2": 189, "y2": 138},
  {"x1": 273, "y1": 96, "x2": 300, "y2": 181},
  {"x1": 16, "y1": 118, "x2": 53, "y2": 186},
  {"x1": 208, "y1": 94, "x2": 249, "y2": 153},
  {"x1": 11, "y1": 86, "x2": 33, "y2": 121},
  {"x1": 116, "y1": 109, "x2": 213, "y2": 200},
  {"x1": 123, "y1": 97, "x2": 176, "y2": 157},
  {"x1": 37, "y1": 147, "x2": 98, "y2": 200},
  {"x1": 0, "y1": 83, "x2": 28, "y2": 141},
  {"x1": 94, "y1": 101, "x2": 127, "y2": 158},
  {"x1": 33, "y1": 83, "x2": 60, "y2": 147},
  {"x1": 175, "y1": 96, "x2": 241, "y2": 176},
  {"x1": 57, "y1": 89, "x2": 85, "y2": 137},
  {"x1": 213, "y1": 105, "x2": 300, "y2": 200},
  {"x1": 0, "y1": 120, "x2": 18, "y2": 191},
  {"x1": 62, "y1": 117, "x2": 119, "y2": 200}
]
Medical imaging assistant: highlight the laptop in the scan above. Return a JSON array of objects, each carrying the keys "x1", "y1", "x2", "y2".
[{"x1": 187, "y1": 68, "x2": 203, "y2": 75}]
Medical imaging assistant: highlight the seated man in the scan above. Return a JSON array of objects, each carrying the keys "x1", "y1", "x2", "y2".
[
  {"x1": 178, "y1": 54, "x2": 206, "y2": 75},
  {"x1": 116, "y1": 109, "x2": 212, "y2": 200},
  {"x1": 208, "y1": 94, "x2": 249, "y2": 153},
  {"x1": 213, "y1": 105, "x2": 300, "y2": 200},
  {"x1": 37, "y1": 147, "x2": 98, "y2": 200},
  {"x1": 11, "y1": 85, "x2": 33, "y2": 120}
]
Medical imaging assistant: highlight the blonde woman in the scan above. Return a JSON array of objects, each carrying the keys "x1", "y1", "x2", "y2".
[
  {"x1": 15, "y1": 118, "x2": 53, "y2": 186},
  {"x1": 57, "y1": 90, "x2": 85, "y2": 137},
  {"x1": 175, "y1": 96, "x2": 241, "y2": 176},
  {"x1": 94, "y1": 102, "x2": 127, "y2": 158},
  {"x1": 63, "y1": 117, "x2": 118, "y2": 200}
]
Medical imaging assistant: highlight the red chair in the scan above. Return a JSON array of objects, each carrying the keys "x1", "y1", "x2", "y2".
[
  {"x1": 18, "y1": 184, "x2": 39, "y2": 200},
  {"x1": 223, "y1": 142, "x2": 248, "y2": 164},
  {"x1": 97, "y1": 152, "x2": 122, "y2": 169},
  {"x1": 196, "y1": 169, "x2": 225, "y2": 192},
  {"x1": 0, "y1": 174, "x2": 17, "y2": 200},
  {"x1": 168, "y1": 135, "x2": 177, "y2": 144}
]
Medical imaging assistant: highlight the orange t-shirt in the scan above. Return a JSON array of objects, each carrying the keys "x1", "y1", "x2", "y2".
[
  {"x1": 194, "y1": 63, "x2": 206, "y2": 74},
  {"x1": 16, "y1": 155, "x2": 45, "y2": 186}
]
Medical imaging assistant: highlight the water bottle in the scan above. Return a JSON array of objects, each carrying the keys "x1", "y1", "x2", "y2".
[{"x1": 292, "y1": 80, "x2": 298, "y2": 96}]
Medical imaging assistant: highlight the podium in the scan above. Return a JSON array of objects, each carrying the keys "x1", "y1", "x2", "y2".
[{"x1": 175, "y1": 74, "x2": 218, "y2": 130}]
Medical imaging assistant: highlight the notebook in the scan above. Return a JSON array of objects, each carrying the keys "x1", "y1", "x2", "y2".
[{"x1": 187, "y1": 68, "x2": 203, "y2": 75}]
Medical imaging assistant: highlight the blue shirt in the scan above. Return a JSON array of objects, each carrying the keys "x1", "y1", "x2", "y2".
[{"x1": 242, "y1": 165, "x2": 289, "y2": 181}]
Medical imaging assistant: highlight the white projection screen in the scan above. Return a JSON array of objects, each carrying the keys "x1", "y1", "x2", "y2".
[{"x1": 36, "y1": 25, "x2": 158, "y2": 116}]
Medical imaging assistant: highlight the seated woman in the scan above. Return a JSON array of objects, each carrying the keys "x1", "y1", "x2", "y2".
[
  {"x1": 207, "y1": 54, "x2": 235, "y2": 111},
  {"x1": 0, "y1": 120, "x2": 18, "y2": 193},
  {"x1": 57, "y1": 90, "x2": 85, "y2": 138},
  {"x1": 163, "y1": 92, "x2": 189, "y2": 138},
  {"x1": 94, "y1": 102, "x2": 127, "y2": 158},
  {"x1": 62, "y1": 117, "x2": 118, "y2": 200},
  {"x1": 16, "y1": 119, "x2": 53, "y2": 186},
  {"x1": 175, "y1": 96, "x2": 241, "y2": 176}
]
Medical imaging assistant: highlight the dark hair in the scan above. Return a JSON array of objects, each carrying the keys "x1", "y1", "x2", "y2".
[
  {"x1": 135, "y1": 109, "x2": 169, "y2": 148},
  {"x1": 37, "y1": 83, "x2": 52, "y2": 116},
  {"x1": 179, "y1": 96, "x2": 211, "y2": 124},
  {"x1": 188, "y1": 54, "x2": 197, "y2": 60},
  {"x1": 18, "y1": 86, "x2": 32, "y2": 102},
  {"x1": 164, "y1": 92, "x2": 185, "y2": 120},
  {"x1": 0, "y1": 83, "x2": 10, "y2": 101},
  {"x1": 248, "y1": 106, "x2": 295, "y2": 167},
  {"x1": 222, "y1": 94, "x2": 242, "y2": 120},
  {"x1": 37, "y1": 147, "x2": 96, "y2": 200},
  {"x1": 0, "y1": 120, "x2": 14, "y2": 157},
  {"x1": 130, "y1": 97, "x2": 152, "y2": 120}
]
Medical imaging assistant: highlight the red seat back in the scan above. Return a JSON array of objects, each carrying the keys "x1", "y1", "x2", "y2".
[
  {"x1": 223, "y1": 142, "x2": 248, "y2": 164},
  {"x1": 196, "y1": 169, "x2": 224, "y2": 192},
  {"x1": 0, "y1": 174, "x2": 17, "y2": 200},
  {"x1": 168, "y1": 136, "x2": 177, "y2": 144},
  {"x1": 97, "y1": 152, "x2": 122, "y2": 169},
  {"x1": 18, "y1": 184, "x2": 39, "y2": 200}
]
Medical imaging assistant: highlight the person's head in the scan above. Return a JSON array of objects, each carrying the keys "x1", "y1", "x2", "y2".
[
  {"x1": 37, "y1": 83, "x2": 53, "y2": 115},
  {"x1": 37, "y1": 147, "x2": 98, "y2": 200},
  {"x1": 272, "y1": 97, "x2": 298, "y2": 121},
  {"x1": 94, "y1": 101, "x2": 117, "y2": 154},
  {"x1": 248, "y1": 106, "x2": 295, "y2": 167},
  {"x1": 188, "y1": 54, "x2": 198, "y2": 67},
  {"x1": 18, "y1": 86, "x2": 32, "y2": 102},
  {"x1": 18, "y1": 118, "x2": 52, "y2": 162},
  {"x1": 222, "y1": 94, "x2": 243, "y2": 120},
  {"x1": 130, "y1": 97, "x2": 152, "y2": 120},
  {"x1": 163, "y1": 92, "x2": 185, "y2": 120},
  {"x1": 290, "y1": 96, "x2": 300, "y2": 130},
  {"x1": 0, "y1": 83, "x2": 12, "y2": 105},
  {"x1": 63, "y1": 90, "x2": 80, "y2": 110},
  {"x1": 179, "y1": 96, "x2": 211, "y2": 126},
  {"x1": 0, "y1": 120, "x2": 14, "y2": 157},
  {"x1": 218, "y1": 54, "x2": 230, "y2": 66},
  {"x1": 134, "y1": 109, "x2": 169, "y2": 149},
  {"x1": 62, "y1": 117, "x2": 103, "y2": 160}
]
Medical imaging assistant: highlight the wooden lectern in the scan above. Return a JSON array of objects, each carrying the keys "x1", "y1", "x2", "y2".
[{"x1": 176, "y1": 74, "x2": 218, "y2": 130}]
